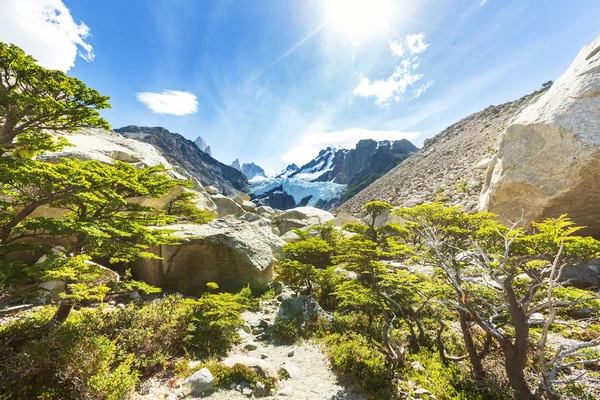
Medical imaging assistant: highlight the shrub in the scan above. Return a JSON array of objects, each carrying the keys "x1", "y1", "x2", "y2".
[
  {"x1": 273, "y1": 318, "x2": 300, "y2": 344},
  {"x1": 323, "y1": 332, "x2": 393, "y2": 395},
  {"x1": 202, "y1": 361, "x2": 277, "y2": 391}
]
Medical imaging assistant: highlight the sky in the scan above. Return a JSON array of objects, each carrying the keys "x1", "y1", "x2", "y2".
[{"x1": 0, "y1": 0, "x2": 599, "y2": 175}]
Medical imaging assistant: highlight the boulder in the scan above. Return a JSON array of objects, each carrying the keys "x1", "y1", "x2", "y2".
[
  {"x1": 182, "y1": 367, "x2": 214, "y2": 396},
  {"x1": 205, "y1": 185, "x2": 219, "y2": 195},
  {"x1": 275, "y1": 296, "x2": 332, "y2": 334},
  {"x1": 130, "y1": 219, "x2": 285, "y2": 294},
  {"x1": 559, "y1": 260, "x2": 600, "y2": 289},
  {"x1": 257, "y1": 206, "x2": 276, "y2": 216},
  {"x1": 233, "y1": 192, "x2": 251, "y2": 204},
  {"x1": 241, "y1": 200, "x2": 257, "y2": 212},
  {"x1": 274, "y1": 207, "x2": 335, "y2": 234},
  {"x1": 280, "y1": 231, "x2": 301, "y2": 243},
  {"x1": 210, "y1": 194, "x2": 245, "y2": 217},
  {"x1": 480, "y1": 35, "x2": 600, "y2": 237}
]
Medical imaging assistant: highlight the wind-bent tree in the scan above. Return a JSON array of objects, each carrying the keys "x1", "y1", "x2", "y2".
[
  {"x1": 397, "y1": 204, "x2": 600, "y2": 400},
  {"x1": 0, "y1": 42, "x2": 110, "y2": 154}
]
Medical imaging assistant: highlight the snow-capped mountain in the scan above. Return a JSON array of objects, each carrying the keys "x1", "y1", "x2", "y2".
[
  {"x1": 231, "y1": 159, "x2": 267, "y2": 180},
  {"x1": 275, "y1": 163, "x2": 300, "y2": 178},
  {"x1": 250, "y1": 139, "x2": 418, "y2": 210},
  {"x1": 194, "y1": 136, "x2": 212, "y2": 156}
]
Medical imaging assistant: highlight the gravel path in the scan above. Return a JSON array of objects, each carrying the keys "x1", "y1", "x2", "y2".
[{"x1": 135, "y1": 297, "x2": 364, "y2": 400}]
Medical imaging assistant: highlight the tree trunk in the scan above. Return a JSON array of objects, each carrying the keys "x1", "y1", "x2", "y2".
[
  {"x1": 459, "y1": 308, "x2": 486, "y2": 379},
  {"x1": 44, "y1": 303, "x2": 74, "y2": 328},
  {"x1": 502, "y1": 342, "x2": 535, "y2": 400}
]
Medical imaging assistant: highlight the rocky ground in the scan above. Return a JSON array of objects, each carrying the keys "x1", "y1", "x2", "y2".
[{"x1": 134, "y1": 295, "x2": 364, "y2": 400}]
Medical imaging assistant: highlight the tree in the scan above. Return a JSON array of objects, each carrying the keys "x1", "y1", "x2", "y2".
[
  {"x1": 542, "y1": 80, "x2": 554, "y2": 90},
  {"x1": 0, "y1": 42, "x2": 110, "y2": 154},
  {"x1": 397, "y1": 204, "x2": 600, "y2": 399},
  {"x1": 335, "y1": 201, "x2": 415, "y2": 364}
]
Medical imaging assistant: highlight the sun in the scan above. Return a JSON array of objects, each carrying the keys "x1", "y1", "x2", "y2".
[{"x1": 323, "y1": 0, "x2": 393, "y2": 37}]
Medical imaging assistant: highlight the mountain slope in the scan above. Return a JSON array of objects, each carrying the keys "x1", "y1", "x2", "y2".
[
  {"x1": 340, "y1": 90, "x2": 548, "y2": 215},
  {"x1": 116, "y1": 126, "x2": 249, "y2": 196}
]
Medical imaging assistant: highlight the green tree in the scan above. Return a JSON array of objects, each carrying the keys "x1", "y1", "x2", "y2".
[
  {"x1": 0, "y1": 43, "x2": 110, "y2": 154},
  {"x1": 397, "y1": 204, "x2": 600, "y2": 399}
]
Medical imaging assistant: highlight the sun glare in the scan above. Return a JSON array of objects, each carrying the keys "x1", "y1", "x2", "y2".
[{"x1": 324, "y1": 0, "x2": 393, "y2": 37}]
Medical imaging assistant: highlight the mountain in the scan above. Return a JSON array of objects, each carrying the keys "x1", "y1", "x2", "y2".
[
  {"x1": 193, "y1": 136, "x2": 212, "y2": 156},
  {"x1": 250, "y1": 139, "x2": 417, "y2": 210},
  {"x1": 115, "y1": 126, "x2": 249, "y2": 196},
  {"x1": 231, "y1": 158, "x2": 242, "y2": 171},
  {"x1": 242, "y1": 162, "x2": 266, "y2": 180},
  {"x1": 339, "y1": 90, "x2": 548, "y2": 216},
  {"x1": 275, "y1": 163, "x2": 300, "y2": 178}
]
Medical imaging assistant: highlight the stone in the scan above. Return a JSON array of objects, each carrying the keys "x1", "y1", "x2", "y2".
[
  {"x1": 274, "y1": 207, "x2": 335, "y2": 234},
  {"x1": 480, "y1": 35, "x2": 600, "y2": 237},
  {"x1": 253, "y1": 381, "x2": 269, "y2": 397},
  {"x1": 182, "y1": 367, "x2": 214, "y2": 396},
  {"x1": 257, "y1": 206, "x2": 276, "y2": 216},
  {"x1": 528, "y1": 313, "x2": 545, "y2": 325},
  {"x1": 279, "y1": 362, "x2": 298, "y2": 377},
  {"x1": 242, "y1": 324, "x2": 252, "y2": 334},
  {"x1": 129, "y1": 291, "x2": 140, "y2": 300},
  {"x1": 258, "y1": 319, "x2": 270, "y2": 329},
  {"x1": 244, "y1": 342, "x2": 258, "y2": 351},
  {"x1": 241, "y1": 200, "x2": 257, "y2": 212},
  {"x1": 233, "y1": 192, "x2": 252, "y2": 204},
  {"x1": 252, "y1": 327, "x2": 264, "y2": 335},
  {"x1": 280, "y1": 230, "x2": 301, "y2": 243},
  {"x1": 287, "y1": 350, "x2": 294, "y2": 357},
  {"x1": 276, "y1": 296, "x2": 332, "y2": 335},
  {"x1": 130, "y1": 219, "x2": 285, "y2": 295},
  {"x1": 559, "y1": 260, "x2": 600, "y2": 289},
  {"x1": 411, "y1": 361, "x2": 424, "y2": 372},
  {"x1": 473, "y1": 157, "x2": 494, "y2": 170},
  {"x1": 260, "y1": 353, "x2": 268, "y2": 359},
  {"x1": 116, "y1": 303, "x2": 125, "y2": 310},
  {"x1": 205, "y1": 185, "x2": 219, "y2": 195},
  {"x1": 255, "y1": 333, "x2": 268, "y2": 341},
  {"x1": 210, "y1": 194, "x2": 245, "y2": 217}
]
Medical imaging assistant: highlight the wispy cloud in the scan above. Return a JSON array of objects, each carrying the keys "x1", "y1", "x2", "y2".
[
  {"x1": 136, "y1": 90, "x2": 198, "y2": 116},
  {"x1": 412, "y1": 80, "x2": 434, "y2": 98},
  {"x1": 0, "y1": 0, "x2": 93, "y2": 71},
  {"x1": 353, "y1": 33, "x2": 431, "y2": 105},
  {"x1": 406, "y1": 33, "x2": 430, "y2": 53},
  {"x1": 281, "y1": 128, "x2": 420, "y2": 165}
]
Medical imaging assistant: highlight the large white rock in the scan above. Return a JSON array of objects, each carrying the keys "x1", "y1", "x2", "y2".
[
  {"x1": 210, "y1": 194, "x2": 245, "y2": 217},
  {"x1": 130, "y1": 219, "x2": 285, "y2": 294},
  {"x1": 182, "y1": 368, "x2": 214, "y2": 396},
  {"x1": 480, "y1": 35, "x2": 600, "y2": 236},
  {"x1": 274, "y1": 207, "x2": 335, "y2": 234},
  {"x1": 41, "y1": 128, "x2": 185, "y2": 179}
]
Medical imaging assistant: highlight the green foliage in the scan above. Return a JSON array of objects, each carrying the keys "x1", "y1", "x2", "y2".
[
  {"x1": 399, "y1": 351, "x2": 491, "y2": 400},
  {"x1": 185, "y1": 293, "x2": 246, "y2": 358},
  {"x1": 282, "y1": 237, "x2": 333, "y2": 268},
  {"x1": 166, "y1": 190, "x2": 216, "y2": 224},
  {"x1": 0, "y1": 292, "x2": 251, "y2": 398},
  {"x1": 324, "y1": 332, "x2": 394, "y2": 395},
  {"x1": 0, "y1": 42, "x2": 111, "y2": 154},
  {"x1": 273, "y1": 318, "x2": 300, "y2": 343},
  {"x1": 202, "y1": 361, "x2": 278, "y2": 391}
]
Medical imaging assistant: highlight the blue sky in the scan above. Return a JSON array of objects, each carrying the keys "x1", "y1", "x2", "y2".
[{"x1": 1, "y1": 0, "x2": 599, "y2": 175}]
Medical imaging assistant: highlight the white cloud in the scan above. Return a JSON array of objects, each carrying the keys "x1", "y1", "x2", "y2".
[
  {"x1": 389, "y1": 40, "x2": 404, "y2": 58},
  {"x1": 136, "y1": 90, "x2": 198, "y2": 116},
  {"x1": 0, "y1": 0, "x2": 93, "y2": 71},
  {"x1": 282, "y1": 128, "x2": 420, "y2": 166},
  {"x1": 406, "y1": 33, "x2": 430, "y2": 54},
  {"x1": 353, "y1": 34, "x2": 431, "y2": 106},
  {"x1": 412, "y1": 80, "x2": 434, "y2": 98}
]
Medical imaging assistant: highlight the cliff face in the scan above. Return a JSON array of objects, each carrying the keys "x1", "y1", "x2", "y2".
[
  {"x1": 340, "y1": 90, "x2": 547, "y2": 215},
  {"x1": 115, "y1": 126, "x2": 249, "y2": 196}
]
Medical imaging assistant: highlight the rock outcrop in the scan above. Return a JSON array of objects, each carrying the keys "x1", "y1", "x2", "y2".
[
  {"x1": 274, "y1": 207, "x2": 335, "y2": 234},
  {"x1": 480, "y1": 35, "x2": 600, "y2": 237},
  {"x1": 116, "y1": 126, "x2": 249, "y2": 196},
  {"x1": 193, "y1": 136, "x2": 212, "y2": 156},
  {"x1": 130, "y1": 220, "x2": 285, "y2": 294}
]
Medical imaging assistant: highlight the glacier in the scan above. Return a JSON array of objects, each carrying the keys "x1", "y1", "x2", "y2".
[{"x1": 250, "y1": 177, "x2": 346, "y2": 207}]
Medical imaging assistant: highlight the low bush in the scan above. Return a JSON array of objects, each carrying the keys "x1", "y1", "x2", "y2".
[
  {"x1": 272, "y1": 318, "x2": 300, "y2": 343},
  {"x1": 323, "y1": 332, "x2": 394, "y2": 396},
  {"x1": 202, "y1": 361, "x2": 277, "y2": 392},
  {"x1": 0, "y1": 291, "x2": 249, "y2": 399}
]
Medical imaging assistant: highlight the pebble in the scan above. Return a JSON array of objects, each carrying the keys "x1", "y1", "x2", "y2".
[
  {"x1": 287, "y1": 350, "x2": 294, "y2": 357},
  {"x1": 244, "y1": 342, "x2": 258, "y2": 351}
]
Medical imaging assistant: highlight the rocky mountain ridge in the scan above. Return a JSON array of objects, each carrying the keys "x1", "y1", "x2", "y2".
[
  {"x1": 231, "y1": 159, "x2": 267, "y2": 180},
  {"x1": 193, "y1": 136, "x2": 212, "y2": 156},
  {"x1": 116, "y1": 126, "x2": 249, "y2": 196},
  {"x1": 251, "y1": 139, "x2": 417, "y2": 210}
]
